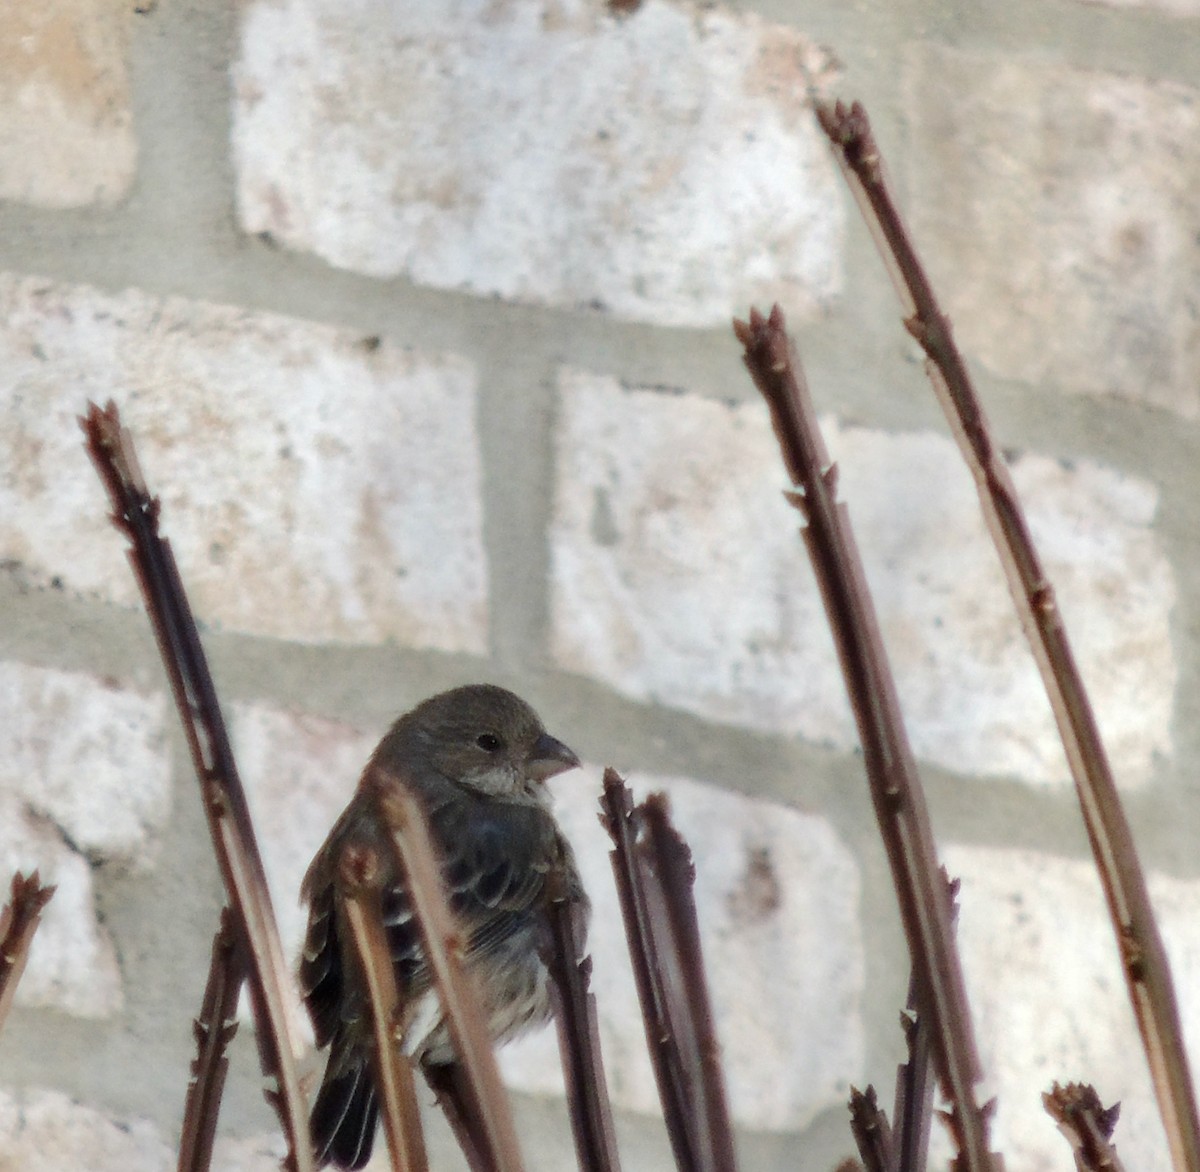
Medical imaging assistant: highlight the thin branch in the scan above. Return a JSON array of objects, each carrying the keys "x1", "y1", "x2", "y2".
[
  {"x1": 890, "y1": 997, "x2": 933, "y2": 1172},
  {"x1": 336, "y1": 843, "x2": 429, "y2": 1172},
  {"x1": 600, "y1": 771, "x2": 696, "y2": 1171},
  {"x1": 816, "y1": 97, "x2": 1200, "y2": 1172},
  {"x1": 81, "y1": 401, "x2": 314, "y2": 1172},
  {"x1": 892, "y1": 873, "x2": 958, "y2": 1172},
  {"x1": 1044, "y1": 1083, "x2": 1125, "y2": 1172},
  {"x1": 0, "y1": 871, "x2": 55, "y2": 1036},
  {"x1": 364, "y1": 765, "x2": 526, "y2": 1172},
  {"x1": 541, "y1": 873, "x2": 623, "y2": 1172},
  {"x1": 847, "y1": 875, "x2": 957, "y2": 1172},
  {"x1": 733, "y1": 308, "x2": 996, "y2": 1172},
  {"x1": 599, "y1": 771, "x2": 739, "y2": 1172},
  {"x1": 638, "y1": 794, "x2": 738, "y2": 1172},
  {"x1": 422, "y1": 1063, "x2": 492, "y2": 1172},
  {"x1": 848, "y1": 1086, "x2": 894, "y2": 1172},
  {"x1": 178, "y1": 908, "x2": 244, "y2": 1172}
]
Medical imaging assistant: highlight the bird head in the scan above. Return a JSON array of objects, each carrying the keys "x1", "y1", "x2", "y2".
[{"x1": 400, "y1": 684, "x2": 580, "y2": 802}]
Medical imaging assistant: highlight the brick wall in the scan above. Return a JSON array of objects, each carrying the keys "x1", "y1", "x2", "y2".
[{"x1": 0, "y1": 2, "x2": 1198, "y2": 1169}]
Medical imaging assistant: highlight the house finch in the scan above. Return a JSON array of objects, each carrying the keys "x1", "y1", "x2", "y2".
[{"x1": 299, "y1": 684, "x2": 586, "y2": 1170}]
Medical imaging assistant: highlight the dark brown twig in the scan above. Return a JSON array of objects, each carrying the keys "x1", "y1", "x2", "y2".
[
  {"x1": 734, "y1": 308, "x2": 996, "y2": 1172},
  {"x1": 890, "y1": 991, "x2": 933, "y2": 1172},
  {"x1": 541, "y1": 874, "x2": 623, "y2": 1172},
  {"x1": 600, "y1": 772, "x2": 694, "y2": 1171},
  {"x1": 422, "y1": 1063, "x2": 491, "y2": 1172},
  {"x1": 178, "y1": 909, "x2": 244, "y2": 1172},
  {"x1": 639, "y1": 794, "x2": 738, "y2": 1172},
  {"x1": 817, "y1": 97, "x2": 1200, "y2": 1172},
  {"x1": 1044, "y1": 1083, "x2": 1125, "y2": 1172},
  {"x1": 849, "y1": 1085, "x2": 894, "y2": 1172},
  {"x1": 0, "y1": 871, "x2": 55, "y2": 1036},
  {"x1": 81, "y1": 401, "x2": 314, "y2": 1172},
  {"x1": 891, "y1": 873, "x2": 958, "y2": 1172},
  {"x1": 365, "y1": 765, "x2": 526, "y2": 1172},
  {"x1": 336, "y1": 843, "x2": 429, "y2": 1172},
  {"x1": 599, "y1": 770, "x2": 739, "y2": 1172}
]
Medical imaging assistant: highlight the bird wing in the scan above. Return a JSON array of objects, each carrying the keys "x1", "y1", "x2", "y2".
[
  {"x1": 396, "y1": 795, "x2": 561, "y2": 975},
  {"x1": 299, "y1": 792, "x2": 575, "y2": 1048},
  {"x1": 300, "y1": 877, "x2": 343, "y2": 1049}
]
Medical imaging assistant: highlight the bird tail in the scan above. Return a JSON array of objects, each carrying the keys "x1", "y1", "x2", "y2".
[{"x1": 310, "y1": 1036, "x2": 378, "y2": 1171}]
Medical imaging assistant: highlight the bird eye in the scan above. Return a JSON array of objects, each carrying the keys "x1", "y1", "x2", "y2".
[{"x1": 476, "y1": 733, "x2": 503, "y2": 752}]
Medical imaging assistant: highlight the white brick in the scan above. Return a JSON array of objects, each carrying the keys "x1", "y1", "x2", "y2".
[
  {"x1": 0, "y1": 274, "x2": 487, "y2": 653},
  {"x1": 501, "y1": 767, "x2": 864, "y2": 1132},
  {"x1": 232, "y1": 0, "x2": 843, "y2": 327},
  {"x1": 550, "y1": 373, "x2": 1175, "y2": 788},
  {"x1": 0, "y1": 1, "x2": 136, "y2": 208},
  {"x1": 0, "y1": 662, "x2": 169, "y2": 865},
  {"x1": 940, "y1": 844, "x2": 1200, "y2": 1171},
  {"x1": 904, "y1": 46, "x2": 1200, "y2": 417},
  {"x1": 0, "y1": 793, "x2": 121, "y2": 1017},
  {"x1": 233, "y1": 702, "x2": 376, "y2": 977},
  {"x1": 0, "y1": 1088, "x2": 168, "y2": 1172},
  {"x1": 0, "y1": 662, "x2": 164, "y2": 1018}
]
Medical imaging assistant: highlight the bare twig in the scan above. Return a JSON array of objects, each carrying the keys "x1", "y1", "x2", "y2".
[
  {"x1": 365, "y1": 765, "x2": 526, "y2": 1172},
  {"x1": 1044, "y1": 1083, "x2": 1125, "y2": 1172},
  {"x1": 847, "y1": 875, "x2": 957, "y2": 1172},
  {"x1": 848, "y1": 1085, "x2": 894, "y2": 1172},
  {"x1": 890, "y1": 993, "x2": 934, "y2": 1172},
  {"x1": 541, "y1": 874, "x2": 623, "y2": 1172},
  {"x1": 734, "y1": 308, "x2": 996, "y2": 1172},
  {"x1": 0, "y1": 871, "x2": 55, "y2": 1036},
  {"x1": 638, "y1": 794, "x2": 738, "y2": 1172},
  {"x1": 599, "y1": 770, "x2": 738, "y2": 1172},
  {"x1": 422, "y1": 1062, "x2": 491, "y2": 1172},
  {"x1": 600, "y1": 771, "x2": 695, "y2": 1171},
  {"x1": 178, "y1": 909, "x2": 244, "y2": 1172},
  {"x1": 892, "y1": 873, "x2": 958, "y2": 1172},
  {"x1": 817, "y1": 97, "x2": 1200, "y2": 1172},
  {"x1": 81, "y1": 401, "x2": 314, "y2": 1172},
  {"x1": 336, "y1": 843, "x2": 429, "y2": 1172}
]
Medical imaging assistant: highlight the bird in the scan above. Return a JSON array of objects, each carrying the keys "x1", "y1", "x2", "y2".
[{"x1": 299, "y1": 684, "x2": 587, "y2": 1170}]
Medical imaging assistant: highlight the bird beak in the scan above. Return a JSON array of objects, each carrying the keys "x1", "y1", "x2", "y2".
[{"x1": 526, "y1": 732, "x2": 581, "y2": 782}]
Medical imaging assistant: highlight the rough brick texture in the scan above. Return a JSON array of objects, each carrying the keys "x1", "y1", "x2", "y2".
[
  {"x1": 905, "y1": 45, "x2": 1200, "y2": 417},
  {"x1": 941, "y1": 844, "x2": 1200, "y2": 1171},
  {"x1": 0, "y1": 802, "x2": 122, "y2": 1018},
  {"x1": 232, "y1": 0, "x2": 844, "y2": 327},
  {"x1": 0, "y1": 1089, "x2": 168, "y2": 1172},
  {"x1": 0, "y1": 661, "x2": 169, "y2": 864},
  {"x1": 0, "y1": 1, "x2": 136, "y2": 208},
  {"x1": 0, "y1": 273, "x2": 487, "y2": 652},
  {"x1": 0, "y1": 662, "x2": 168, "y2": 1017},
  {"x1": 551, "y1": 370, "x2": 1175, "y2": 788},
  {"x1": 0, "y1": 1088, "x2": 290, "y2": 1172}
]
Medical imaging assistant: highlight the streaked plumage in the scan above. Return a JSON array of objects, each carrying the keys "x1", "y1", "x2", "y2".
[{"x1": 299, "y1": 685, "x2": 587, "y2": 1170}]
